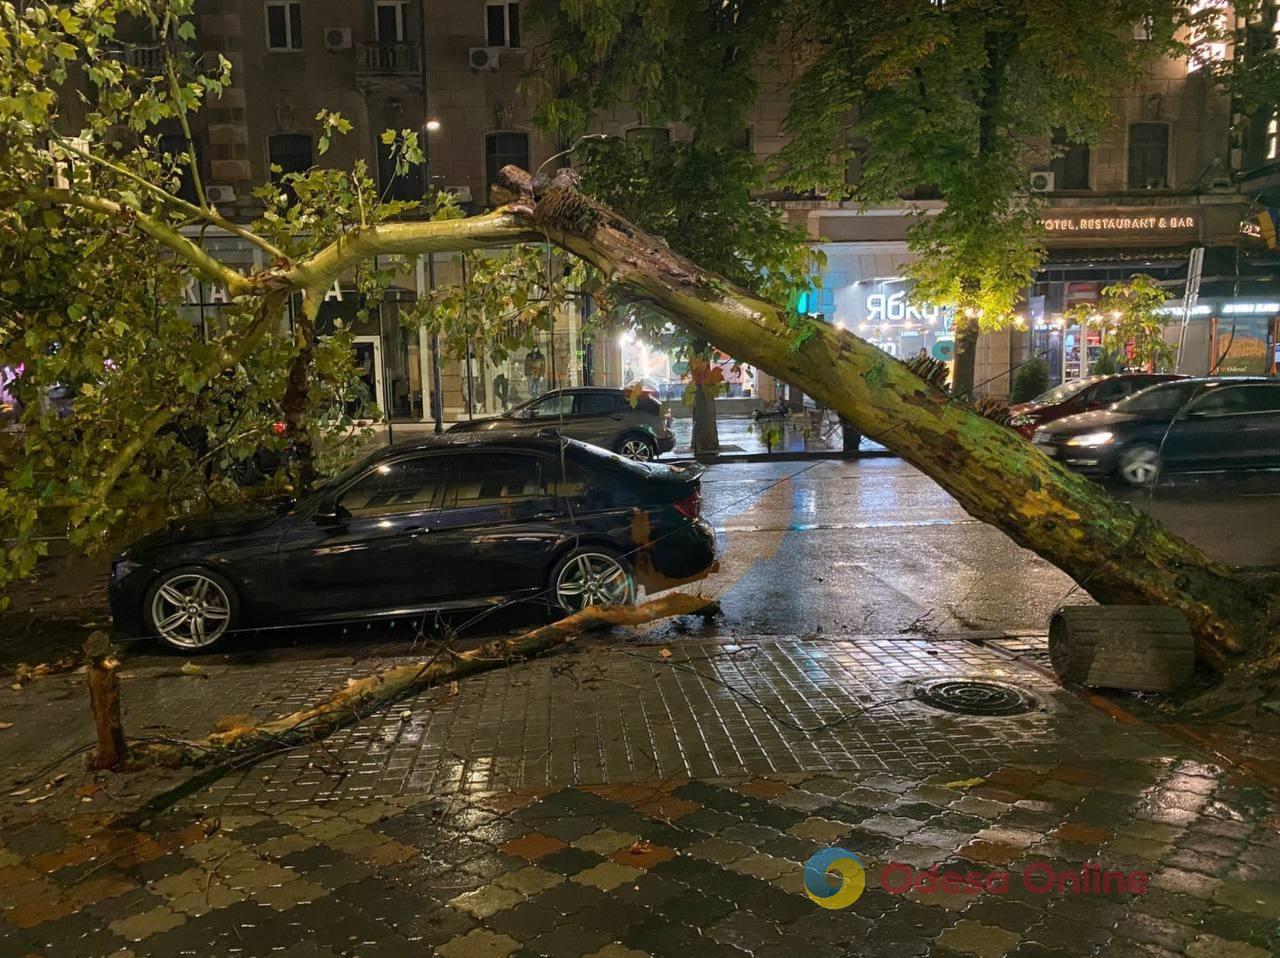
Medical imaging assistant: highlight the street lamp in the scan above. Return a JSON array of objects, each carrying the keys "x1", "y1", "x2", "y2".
[
  {"x1": 425, "y1": 119, "x2": 441, "y2": 133},
  {"x1": 420, "y1": 117, "x2": 445, "y2": 433}
]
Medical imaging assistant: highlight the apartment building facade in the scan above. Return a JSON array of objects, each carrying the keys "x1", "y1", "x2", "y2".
[{"x1": 123, "y1": 1, "x2": 1279, "y2": 423}]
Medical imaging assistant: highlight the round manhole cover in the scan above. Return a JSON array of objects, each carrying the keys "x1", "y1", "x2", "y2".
[{"x1": 914, "y1": 678, "x2": 1040, "y2": 716}]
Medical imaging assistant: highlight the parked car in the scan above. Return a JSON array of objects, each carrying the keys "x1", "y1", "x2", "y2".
[
  {"x1": 1008, "y1": 373, "x2": 1185, "y2": 438},
  {"x1": 109, "y1": 435, "x2": 716, "y2": 651},
  {"x1": 1032, "y1": 377, "x2": 1280, "y2": 486},
  {"x1": 448, "y1": 387, "x2": 676, "y2": 461}
]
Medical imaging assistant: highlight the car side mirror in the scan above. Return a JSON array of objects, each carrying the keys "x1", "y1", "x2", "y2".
[{"x1": 313, "y1": 498, "x2": 349, "y2": 524}]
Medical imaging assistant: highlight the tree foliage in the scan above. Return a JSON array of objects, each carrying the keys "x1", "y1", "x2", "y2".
[{"x1": 1066, "y1": 273, "x2": 1176, "y2": 372}]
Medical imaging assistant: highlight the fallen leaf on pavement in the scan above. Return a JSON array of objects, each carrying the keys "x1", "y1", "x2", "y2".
[
  {"x1": 943, "y1": 777, "x2": 986, "y2": 789},
  {"x1": 659, "y1": 649, "x2": 673, "y2": 659},
  {"x1": 624, "y1": 840, "x2": 655, "y2": 856},
  {"x1": 8, "y1": 787, "x2": 31, "y2": 797},
  {"x1": 180, "y1": 662, "x2": 203, "y2": 676},
  {"x1": 76, "y1": 782, "x2": 104, "y2": 798},
  {"x1": 24, "y1": 793, "x2": 54, "y2": 804},
  {"x1": 0, "y1": 722, "x2": 12, "y2": 731}
]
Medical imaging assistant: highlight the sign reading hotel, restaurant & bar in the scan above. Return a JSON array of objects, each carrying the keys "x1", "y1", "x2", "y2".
[{"x1": 1040, "y1": 210, "x2": 1200, "y2": 238}]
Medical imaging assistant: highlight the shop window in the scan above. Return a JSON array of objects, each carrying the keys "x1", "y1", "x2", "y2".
[
  {"x1": 339, "y1": 457, "x2": 450, "y2": 515},
  {"x1": 376, "y1": 135, "x2": 424, "y2": 203},
  {"x1": 486, "y1": 1, "x2": 521, "y2": 47},
  {"x1": 450, "y1": 454, "x2": 542, "y2": 506},
  {"x1": 158, "y1": 134, "x2": 203, "y2": 204},
  {"x1": 1128, "y1": 123, "x2": 1169, "y2": 189},
  {"x1": 484, "y1": 131, "x2": 530, "y2": 202},
  {"x1": 265, "y1": 0, "x2": 302, "y2": 50},
  {"x1": 268, "y1": 133, "x2": 313, "y2": 202},
  {"x1": 1051, "y1": 129, "x2": 1090, "y2": 190},
  {"x1": 626, "y1": 127, "x2": 672, "y2": 152}
]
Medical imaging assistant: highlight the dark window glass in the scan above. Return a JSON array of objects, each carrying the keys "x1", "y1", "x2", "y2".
[
  {"x1": 266, "y1": 5, "x2": 287, "y2": 49},
  {"x1": 486, "y1": 3, "x2": 506, "y2": 45},
  {"x1": 527, "y1": 393, "x2": 573, "y2": 419},
  {"x1": 1186, "y1": 386, "x2": 1254, "y2": 416},
  {"x1": 626, "y1": 127, "x2": 671, "y2": 151},
  {"x1": 1091, "y1": 379, "x2": 1129, "y2": 405},
  {"x1": 269, "y1": 133, "x2": 312, "y2": 203},
  {"x1": 1128, "y1": 123, "x2": 1169, "y2": 189},
  {"x1": 507, "y1": 2, "x2": 521, "y2": 47},
  {"x1": 288, "y1": 2, "x2": 302, "y2": 47},
  {"x1": 484, "y1": 131, "x2": 530, "y2": 202},
  {"x1": 576, "y1": 392, "x2": 619, "y2": 416},
  {"x1": 1051, "y1": 129, "x2": 1090, "y2": 190},
  {"x1": 339, "y1": 457, "x2": 449, "y2": 515},
  {"x1": 375, "y1": 3, "x2": 402, "y2": 42},
  {"x1": 376, "y1": 136, "x2": 424, "y2": 203},
  {"x1": 1235, "y1": 385, "x2": 1280, "y2": 412},
  {"x1": 158, "y1": 133, "x2": 202, "y2": 204},
  {"x1": 451, "y1": 454, "x2": 542, "y2": 505}
]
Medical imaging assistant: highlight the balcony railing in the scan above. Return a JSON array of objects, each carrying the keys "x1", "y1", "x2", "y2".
[{"x1": 356, "y1": 41, "x2": 421, "y2": 76}]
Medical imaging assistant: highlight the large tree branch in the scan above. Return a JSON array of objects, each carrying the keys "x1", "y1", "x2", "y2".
[
  {"x1": 287, "y1": 211, "x2": 543, "y2": 294},
  {"x1": 19, "y1": 188, "x2": 255, "y2": 295},
  {"x1": 47, "y1": 135, "x2": 286, "y2": 262}
]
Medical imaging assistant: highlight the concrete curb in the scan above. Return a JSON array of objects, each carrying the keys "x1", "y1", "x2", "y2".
[{"x1": 667, "y1": 448, "x2": 899, "y2": 465}]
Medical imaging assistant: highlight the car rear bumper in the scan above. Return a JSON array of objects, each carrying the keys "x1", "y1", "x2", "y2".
[{"x1": 657, "y1": 433, "x2": 676, "y2": 454}]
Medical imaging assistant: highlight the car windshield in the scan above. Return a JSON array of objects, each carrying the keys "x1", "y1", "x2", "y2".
[
  {"x1": 1113, "y1": 380, "x2": 1203, "y2": 414},
  {"x1": 1030, "y1": 378, "x2": 1097, "y2": 405}
]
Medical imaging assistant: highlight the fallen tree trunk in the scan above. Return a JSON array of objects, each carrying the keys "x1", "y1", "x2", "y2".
[
  {"x1": 488, "y1": 167, "x2": 1270, "y2": 666},
  {"x1": 129, "y1": 593, "x2": 717, "y2": 768}
]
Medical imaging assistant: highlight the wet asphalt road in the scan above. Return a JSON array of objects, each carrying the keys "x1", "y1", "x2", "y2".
[{"x1": 87, "y1": 456, "x2": 1275, "y2": 667}]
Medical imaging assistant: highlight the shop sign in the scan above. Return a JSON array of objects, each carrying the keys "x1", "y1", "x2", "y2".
[
  {"x1": 866, "y1": 291, "x2": 947, "y2": 327},
  {"x1": 1040, "y1": 213, "x2": 1199, "y2": 235}
]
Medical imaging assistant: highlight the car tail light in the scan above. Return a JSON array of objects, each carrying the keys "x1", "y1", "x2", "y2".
[{"x1": 673, "y1": 489, "x2": 701, "y2": 518}]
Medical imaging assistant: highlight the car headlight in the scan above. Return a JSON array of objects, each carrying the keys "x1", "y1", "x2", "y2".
[{"x1": 1066, "y1": 431, "x2": 1114, "y2": 447}]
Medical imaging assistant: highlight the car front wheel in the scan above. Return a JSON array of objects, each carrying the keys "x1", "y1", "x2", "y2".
[
  {"x1": 1117, "y1": 444, "x2": 1161, "y2": 487},
  {"x1": 616, "y1": 435, "x2": 657, "y2": 461},
  {"x1": 144, "y1": 567, "x2": 239, "y2": 652},
  {"x1": 551, "y1": 548, "x2": 635, "y2": 614}
]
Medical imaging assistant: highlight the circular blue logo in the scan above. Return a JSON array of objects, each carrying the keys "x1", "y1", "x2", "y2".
[{"x1": 803, "y1": 847, "x2": 865, "y2": 909}]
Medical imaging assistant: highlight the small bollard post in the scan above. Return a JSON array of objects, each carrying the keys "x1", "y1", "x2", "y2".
[{"x1": 84, "y1": 631, "x2": 126, "y2": 770}]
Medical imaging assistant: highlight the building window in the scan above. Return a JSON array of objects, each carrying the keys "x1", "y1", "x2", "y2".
[
  {"x1": 1269, "y1": 112, "x2": 1278, "y2": 162},
  {"x1": 268, "y1": 133, "x2": 313, "y2": 201},
  {"x1": 625, "y1": 127, "x2": 672, "y2": 152},
  {"x1": 1050, "y1": 129, "x2": 1090, "y2": 190},
  {"x1": 265, "y1": 0, "x2": 302, "y2": 50},
  {"x1": 1128, "y1": 122, "x2": 1169, "y2": 189},
  {"x1": 377, "y1": 136, "x2": 424, "y2": 204},
  {"x1": 375, "y1": 1, "x2": 406, "y2": 42},
  {"x1": 728, "y1": 127, "x2": 753, "y2": 153},
  {"x1": 159, "y1": 133, "x2": 203, "y2": 204},
  {"x1": 484, "y1": 131, "x2": 529, "y2": 202},
  {"x1": 485, "y1": 1, "x2": 520, "y2": 47}
]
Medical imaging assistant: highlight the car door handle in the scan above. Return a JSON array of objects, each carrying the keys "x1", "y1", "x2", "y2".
[
  {"x1": 610, "y1": 415, "x2": 624, "y2": 421},
  {"x1": 404, "y1": 525, "x2": 430, "y2": 537},
  {"x1": 532, "y1": 510, "x2": 562, "y2": 520}
]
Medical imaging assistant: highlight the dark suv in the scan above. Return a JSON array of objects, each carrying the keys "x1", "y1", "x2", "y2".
[{"x1": 448, "y1": 388, "x2": 676, "y2": 461}]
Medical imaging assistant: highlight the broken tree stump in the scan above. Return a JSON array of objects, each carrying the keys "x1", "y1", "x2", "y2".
[
  {"x1": 84, "y1": 630, "x2": 126, "y2": 770},
  {"x1": 1048, "y1": 605, "x2": 1195, "y2": 693}
]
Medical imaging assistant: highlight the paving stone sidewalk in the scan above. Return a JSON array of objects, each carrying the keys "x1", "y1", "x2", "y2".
[{"x1": 1, "y1": 636, "x2": 1278, "y2": 957}]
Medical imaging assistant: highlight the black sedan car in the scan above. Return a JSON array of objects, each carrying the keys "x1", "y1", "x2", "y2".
[
  {"x1": 1032, "y1": 377, "x2": 1280, "y2": 485},
  {"x1": 109, "y1": 435, "x2": 716, "y2": 651}
]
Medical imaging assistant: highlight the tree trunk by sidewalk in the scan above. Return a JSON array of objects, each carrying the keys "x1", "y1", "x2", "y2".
[
  {"x1": 950, "y1": 311, "x2": 980, "y2": 399},
  {"x1": 84, "y1": 632, "x2": 126, "y2": 771},
  {"x1": 500, "y1": 166, "x2": 1271, "y2": 665},
  {"x1": 128, "y1": 593, "x2": 717, "y2": 769},
  {"x1": 692, "y1": 384, "x2": 720, "y2": 454}
]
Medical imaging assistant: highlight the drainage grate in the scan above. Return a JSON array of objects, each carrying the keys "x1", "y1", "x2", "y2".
[{"x1": 913, "y1": 678, "x2": 1040, "y2": 716}]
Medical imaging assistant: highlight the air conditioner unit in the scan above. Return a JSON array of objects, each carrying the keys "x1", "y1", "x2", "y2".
[
  {"x1": 325, "y1": 27, "x2": 352, "y2": 51},
  {"x1": 1028, "y1": 170, "x2": 1054, "y2": 192},
  {"x1": 469, "y1": 47, "x2": 501, "y2": 70},
  {"x1": 444, "y1": 185, "x2": 473, "y2": 203},
  {"x1": 206, "y1": 185, "x2": 237, "y2": 205}
]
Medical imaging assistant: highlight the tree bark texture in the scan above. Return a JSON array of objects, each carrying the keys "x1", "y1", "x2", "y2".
[
  {"x1": 129, "y1": 593, "x2": 718, "y2": 768},
  {"x1": 692, "y1": 383, "x2": 720, "y2": 454},
  {"x1": 495, "y1": 166, "x2": 1269, "y2": 665},
  {"x1": 84, "y1": 632, "x2": 126, "y2": 771}
]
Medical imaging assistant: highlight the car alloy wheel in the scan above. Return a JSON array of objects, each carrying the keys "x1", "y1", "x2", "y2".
[
  {"x1": 619, "y1": 438, "x2": 655, "y2": 461},
  {"x1": 149, "y1": 572, "x2": 233, "y2": 649},
  {"x1": 1119, "y1": 446, "x2": 1161, "y2": 487},
  {"x1": 554, "y1": 552, "x2": 635, "y2": 612}
]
